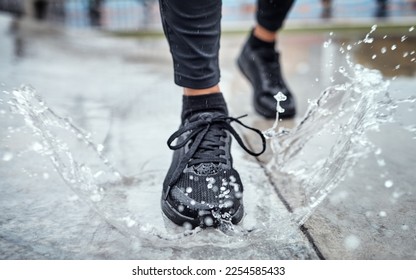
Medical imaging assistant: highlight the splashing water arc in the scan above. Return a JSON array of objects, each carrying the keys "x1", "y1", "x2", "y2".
[{"x1": 267, "y1": 64, "x2": 390, "y2": 225}]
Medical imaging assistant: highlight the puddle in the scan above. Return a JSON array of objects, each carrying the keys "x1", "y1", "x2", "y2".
[{"x1": 1, "y1": 16, "x2": 415, "y2": 258}]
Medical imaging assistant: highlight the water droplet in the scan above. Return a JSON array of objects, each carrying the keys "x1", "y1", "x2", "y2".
[
  {"x1": 186, "y1": 187, "x2": 193, "y2": 193},
  {"x1": 381, "y1": 47, "x2": 387, "y2": 54},
  {"x1": 323, "y1": 41, "x2": 331, "y2": 48},
  {"x1": 96, "y1": 144, "x2": 104, "y2": 152},
  {"x1": 90, "y1": 194, "x2": 102, "y2": 202},
  {"x1": 384, "y1": 180, "x2": 393, "y2": 188},
  {"x1": 379, "y1": 211, "x2": 387, "y2": 217},
  {"x1": 403, "y1": 52, "x2": 409, "y2": 58},
  {"x1": 223, "y1": 200, "x2": 233, "y2": 208},
  {"x1": 275, "y1": 91, "x2": 287, "y2": 102},
  {"x1": 206, "y1": 177, "x2": 215, "y2": 184},
  {"x1": 204, "y1": 216, "x2": 214, "y2": 227},
  {"x1": 178, "y1": 205, "x2": 185, "y2": 212},
  {"x1": 32, "y1": 142, "x2": 43, "y2": 152},
  {"x1": 401, "y1": 36, "x2": 407, "y2": 42},
  {"x1": 347, "y1": 45, "x2": 352, "y2": 51},
  {"x1": 363, "y1": 26, "x2": 376, "y2": 43},
  {"x1": 372, "y1": 54, "x2": 377, "y2": 60},
  {"x1": 409, "y1": 26, "x2": 415, "y2": 32},
  {"x1": 183, "y1": 222, "x2": 193, "y2": 230},
  {"x1": 43, "y1": 172, "x2": 50, "y2": 179},
  {"x1": 395, "y1": 65, "x2": 400, "y2": 70},
  {"x1": 377, "y1": 159, "x2": 386, "y2": 166},
  {"x1": 93, "y1": 170, "x2": 104, "y2": 178},
  {"x1": 2, "y1": 152, "x2": 13, "y2": 161},
  {"x1": 344, "y1": 235, "x2": 361, "y2": 251},
  {"x1": 122, "y1": 216, "x2": 136, "y2": 228},
  {"x1": 363, "y1": 37, "x2": 374, "y2": 44},
  {"x1": 391, "y1": 45, "x2": 397, "y2": 50}
]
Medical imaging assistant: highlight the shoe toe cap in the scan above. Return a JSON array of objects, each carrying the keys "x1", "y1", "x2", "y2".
[{"x1": 165, "y1": 171, "x2": 244, "y2": 223}]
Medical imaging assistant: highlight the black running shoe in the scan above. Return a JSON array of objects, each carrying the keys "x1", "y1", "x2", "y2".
[
  {"x1": 161, "y1": 112, "x2": 266, "y2": 228},
  {"x1": 237, "y1": 41, "x2": 296, "y2": 119}
]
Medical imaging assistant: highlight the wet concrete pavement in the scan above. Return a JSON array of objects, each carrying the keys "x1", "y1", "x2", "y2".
[{"x1": 1, "y1": 13, "x2": 415, "y2": 259}]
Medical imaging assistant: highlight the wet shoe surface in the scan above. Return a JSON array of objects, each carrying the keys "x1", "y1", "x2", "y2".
[
  {"x1": 161, "y1": 111, "x2": 266, "y2": 228},
  {"x1": 237, "y1": 41, "x2": 296, "y2": 119}
]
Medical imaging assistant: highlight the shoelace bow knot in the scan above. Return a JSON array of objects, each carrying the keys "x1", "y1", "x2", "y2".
[{"x1": 164, "y1": 114, "x2": 266, "y2": 200}]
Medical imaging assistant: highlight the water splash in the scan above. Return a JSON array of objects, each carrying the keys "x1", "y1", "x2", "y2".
[
  {"x1": 268, "y1": 64, "x2": 390, "y2": 225},
  {"x1": 6, "y1": 87, "x2": 193, "y2": 244},
  {"x1": 265, "y1": 28, "x2": 415, "y2": 226},
  {"x1": 4, "y1": 86, "x2": 312, "y2": 257},
  {"x1": 2, "y1": 25, "x2": 415, "y2": 258},
  {"x1": 6, "y1": 86, "x2": 146, "y2": 238},
  {"x1": 263, "y1": 92, "x2": 288, "y2": 139}
]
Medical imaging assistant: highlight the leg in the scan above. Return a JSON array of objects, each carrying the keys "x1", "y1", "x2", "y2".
[
  {"x1": 34, "y1": 0, "x2": 48, "y2": 20},
  {"x1": 375, "y1": 0, "x2": 388, "y2": 18},
  {"x1": 159, "y1": 0, "x2": 266, "y2": 228},
  {"x1": 256, "y1": 0, "x2": 295, "y2": 33},
  {"x1": 238, "y1": 0, "x2": 296, "y2": 119},
  {"x1": 159, "y1": 0, "x2": 221, "y2": 94},
  {"x1": 321, "y1": 0, "x2": 332, "y2": 19}
]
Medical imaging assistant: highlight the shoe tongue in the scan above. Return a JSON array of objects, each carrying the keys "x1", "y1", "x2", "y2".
[
  {"x1": 189, "y1": 111, "x2": 224, "y2": 122},
  {"x1": 187, "y1": 111, "x2": 226, "y2": 172},
  {"x1": 198, "y1": 112, "x2": 215, "y2": 120}
]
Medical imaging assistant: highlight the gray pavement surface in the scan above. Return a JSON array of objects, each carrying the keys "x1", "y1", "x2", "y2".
[{"x1": 0, "y1": 13, "x2": 415, "y2": 259}]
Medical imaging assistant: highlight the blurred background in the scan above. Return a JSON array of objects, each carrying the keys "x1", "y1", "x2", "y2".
[{"x1": 1, "y1": 0, "x2": 416, "y2": 31}]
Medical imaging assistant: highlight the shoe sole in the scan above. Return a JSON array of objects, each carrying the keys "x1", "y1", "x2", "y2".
[
  {"x1": 161, "y1": 198, "x2": 244, "y2": 228},
  {"x1": 237, "y1": 56, "x2": 296, "y2": 119}
]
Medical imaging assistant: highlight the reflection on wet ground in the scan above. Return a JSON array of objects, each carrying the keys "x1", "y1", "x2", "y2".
[{"x1": 1, "y1": 14, "x2": 415, "y2": 259}]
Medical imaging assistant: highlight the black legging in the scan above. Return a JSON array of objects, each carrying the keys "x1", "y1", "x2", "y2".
[{"x1": 159, "y1": 0, "x2": 295, "y2": 89}]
